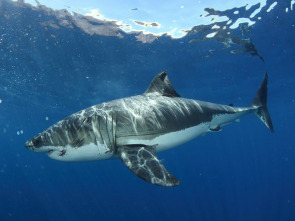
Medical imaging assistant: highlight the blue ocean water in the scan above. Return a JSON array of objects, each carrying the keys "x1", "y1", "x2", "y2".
[{"x1": 0, "y1": 0, "x2": 295, "y2": 220}]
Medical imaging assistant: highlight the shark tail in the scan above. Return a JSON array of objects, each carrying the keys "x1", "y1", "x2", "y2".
[{"x1": 251, "y1": 73, "x2": 274, "y2": 132}]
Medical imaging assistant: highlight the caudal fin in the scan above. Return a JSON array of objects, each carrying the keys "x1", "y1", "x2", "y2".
[{"x1": 251, "y1": 73, "x2": 274, "y2": 132}]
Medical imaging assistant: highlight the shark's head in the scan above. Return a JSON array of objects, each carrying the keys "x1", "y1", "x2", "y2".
[
  {"x1": 25, "y1": 112, "x2": 115, "y2": 162},
  {"x1": 25, "y1": 115, "x2": 87, "y2": 153},
  {"x1": 25, "y1": 132, "x2": 55, "y2": 153}
]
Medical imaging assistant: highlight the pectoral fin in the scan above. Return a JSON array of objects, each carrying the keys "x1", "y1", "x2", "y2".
[{"x1": 116, "y1": 145, "x2": 180, "y2": 187}]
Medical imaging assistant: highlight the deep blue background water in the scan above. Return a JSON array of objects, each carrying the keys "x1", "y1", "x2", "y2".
[{"x1": 0, "y1": 0, "x2": 295, "y2": 220}]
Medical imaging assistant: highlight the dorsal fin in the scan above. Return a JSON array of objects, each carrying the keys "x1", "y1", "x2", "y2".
[{"x1": 144, "y1": 71, "x2": 181, "y2": 97}]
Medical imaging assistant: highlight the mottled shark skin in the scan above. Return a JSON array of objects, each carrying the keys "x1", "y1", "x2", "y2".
[{"x1": 25, "y1": 71, "x2": 274, "y2": 187}]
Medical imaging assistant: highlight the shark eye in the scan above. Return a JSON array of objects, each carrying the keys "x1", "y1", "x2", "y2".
[{"x1": 33, "y1": 136, "x2": 43, "y2": 147}]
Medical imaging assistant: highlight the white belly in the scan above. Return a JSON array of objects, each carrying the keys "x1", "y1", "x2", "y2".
[
  {"x1": 124, "y1": 123, "x2": 210, "y2": 152},
  {"x1": 47, "y1": 143, "x2": 114, "y2": 162}
]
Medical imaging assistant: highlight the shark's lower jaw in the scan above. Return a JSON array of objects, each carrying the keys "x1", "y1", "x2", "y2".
[
  {"x1": 26, "y1": 145, "x2": 54, "y2": 153},
  {"x1": 45, "y1": 144, "x2": 114, "y2": 162}
]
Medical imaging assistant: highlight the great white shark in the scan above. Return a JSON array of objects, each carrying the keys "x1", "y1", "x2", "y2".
[{"x1": 25, "y1": 71, "x2": 274, "y2": 187}]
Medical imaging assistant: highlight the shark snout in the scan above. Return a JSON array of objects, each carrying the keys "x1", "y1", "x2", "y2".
[
  {"x1": 24, "y1": 135, "x2": 47, "y2": 152},
  {"x1": 25, "y1": 134, "x2": 56, "y2": 153},
  {"x1": 25, "y1": 140, "x2": 33, "y2": 147},
  {"x1": 25, "y1": 139, "x2": 35, "y2": 151}
]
